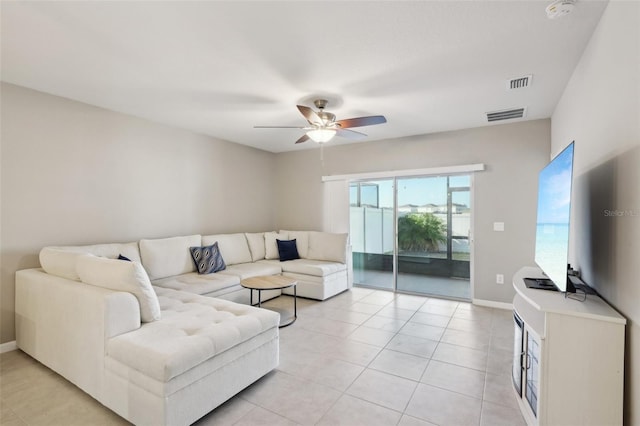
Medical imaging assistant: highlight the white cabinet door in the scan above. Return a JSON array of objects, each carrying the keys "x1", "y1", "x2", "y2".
[
  {"x1": 525, "y1": 330, "x2": 541, "y2": 418},
  {"x1": 512, "y1": 312, "x2": 524, "y2": 397}
]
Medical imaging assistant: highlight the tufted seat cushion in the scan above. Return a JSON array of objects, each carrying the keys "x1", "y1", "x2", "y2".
[
  {"x1": 106, "y1": 287, "x2": 279, "y2": 383},
  {"x1": 272, "y1": 259, "x2": 347, "y2": 277},
  {"x1": 217, "y1": 262, "x2": 283, "y2": 280},
  {"x1": 151, "y1": 272, "x2": 240, "y2": 296}
]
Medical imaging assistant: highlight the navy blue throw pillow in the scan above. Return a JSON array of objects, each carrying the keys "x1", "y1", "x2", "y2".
[
  {"x1": 277, "y1": 239, "x2": 300, "y2": 262},
  {"x1": 117, "y1": 254, "x2": 131, "y2": 261},
  {"x1": 189, "y1": 242, "x2": 226, "y2": 274}
]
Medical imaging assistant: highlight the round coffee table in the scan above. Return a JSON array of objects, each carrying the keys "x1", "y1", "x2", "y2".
[{"x1": 241, "y1": 275, "x2": 298, "y2": 328}]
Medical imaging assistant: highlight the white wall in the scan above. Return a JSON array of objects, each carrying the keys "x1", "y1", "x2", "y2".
[
  {"x1": 0, "y1": 83, "x2": 277, "y2": 343},
  {"x1": 0, "y1": 85, "x2": 551, "y2": 345},
  {"x1": 275, "y1": 119, "x2": 551, "y2": 304},
  {"x1": 551, "y1": 1, "x2": 640, "y2": 423}
]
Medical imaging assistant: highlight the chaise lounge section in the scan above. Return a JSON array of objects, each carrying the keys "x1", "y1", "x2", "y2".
[{"x1": 16, "y1": 267, "x2": 279, "y2": 425}]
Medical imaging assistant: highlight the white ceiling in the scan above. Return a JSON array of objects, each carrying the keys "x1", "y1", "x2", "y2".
[{"x1": 1, "y1": 1, "x2": 608, "y2": 153}]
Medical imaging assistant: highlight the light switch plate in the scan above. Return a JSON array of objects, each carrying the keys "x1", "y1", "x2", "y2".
[{"x1": 493, "y1": 222, "x2": 505, "y2": 231}]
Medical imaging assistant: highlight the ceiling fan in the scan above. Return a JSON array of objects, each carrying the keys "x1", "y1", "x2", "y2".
[{"x1": 255, "y1": 99, "x2": 387, "y2": 144}]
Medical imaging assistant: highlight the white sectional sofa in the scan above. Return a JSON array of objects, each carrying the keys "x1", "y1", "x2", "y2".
[
  {"x1": 141, "y1": 230, "x2": 352, "y2": 302},
  {"x1": 14, "y1": 230, "x2": 350, "y2": 426}
]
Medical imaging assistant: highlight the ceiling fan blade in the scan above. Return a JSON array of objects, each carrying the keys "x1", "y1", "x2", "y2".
[
  {"x1": 297, "y1": 105, "x2": 322, "y2": 125},
  {"x1": 336, "y1": 128, "x2": 367, "y2": 140},
  {"x1": 336, "y1": 115, "x2": 387, "y2": 129},
  {"x1": 295, "y1": 134, "x2": 310, "y2": 144}
]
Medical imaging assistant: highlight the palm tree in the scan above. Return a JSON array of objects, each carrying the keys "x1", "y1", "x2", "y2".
[{"x1": 398, "y1": 212, "x2": 447, "y2": 252}]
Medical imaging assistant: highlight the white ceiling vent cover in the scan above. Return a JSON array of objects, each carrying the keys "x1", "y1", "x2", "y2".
[
  {"x1": 486, "y1": 107, "x2": 527, "y2": 122},
  {"x1": 508, "y1": 75, "x2": 532, "y2": 90}
]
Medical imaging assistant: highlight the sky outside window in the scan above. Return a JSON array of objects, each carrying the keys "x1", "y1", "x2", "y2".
[{"x1": 351, "y1": 176, "x2": 471, "y2": 209}]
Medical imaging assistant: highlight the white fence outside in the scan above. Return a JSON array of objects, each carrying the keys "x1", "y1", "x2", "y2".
[{"x1": 350, "y1": 206, "x2": 470, "y2": 255}]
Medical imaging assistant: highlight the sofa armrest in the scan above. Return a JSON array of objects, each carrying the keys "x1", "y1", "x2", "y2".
[{"x1": 15, "y1": 268, "x2": 140, "y2": 399}]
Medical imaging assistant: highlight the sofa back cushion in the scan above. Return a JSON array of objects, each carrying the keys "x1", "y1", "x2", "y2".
[
  {"x1": 39, "y1": 242, "x2": 141, "y2": 281},
  {"x1": 308, "y1": 231, "x2": 348, "y2": 264},
  {"x1": 264, "y1": 232, "x2": 286, "y2": 260},
  {"x1": 279, "y1": 230, "x2": 310, "y2": 259},
  {"x1": 245, "y1": 232, "x2": 266, "y2": 262},
  {"x1": 202, "y1": 233, "x2": 252, "y2": 265},
  {"x1": 139, "y1": 235, "x2": 201, "y2": 280},
  {"x1": 76, "y1": 254, "x2": 161, "y2": 322}
]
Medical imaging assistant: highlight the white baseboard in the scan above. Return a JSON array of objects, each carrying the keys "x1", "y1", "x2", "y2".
[
  {"x1": 0, "y1": 340, "x2": 17, "y2": 353},
  {"x1": 473, "y1": 299, "x2": 513, "y2": 310}
]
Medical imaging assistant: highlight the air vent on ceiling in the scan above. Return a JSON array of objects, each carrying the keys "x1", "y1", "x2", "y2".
[
  {"x1": 486, "y1": 107, "x2": 527, "y2": 122},
  {"x1": 508, "y1": 75, "x2": 532, "y2": 90}
]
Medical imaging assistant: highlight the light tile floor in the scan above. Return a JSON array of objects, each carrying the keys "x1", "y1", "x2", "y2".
[{"x1": 0, "y1": 288, "x2": 526, "y2": 426}]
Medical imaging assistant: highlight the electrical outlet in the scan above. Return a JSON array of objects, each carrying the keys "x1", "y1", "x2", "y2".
[{"x1": 496, "y1": 274, "x2": 504, "y2": 284}]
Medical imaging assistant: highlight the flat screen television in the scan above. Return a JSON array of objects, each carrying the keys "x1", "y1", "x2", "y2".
[{"x1": 531, "y1": 141, "x2": 576, "y2": 292}]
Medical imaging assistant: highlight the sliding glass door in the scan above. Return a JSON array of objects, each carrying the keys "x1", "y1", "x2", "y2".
[
  {"x1": 350, "y1": 174, "x2": 472, "y2": 300},
  {"x1": 396, "y1": 175, "x2": 471, "y2": 299},
  {"x1": 349, "y1": 180, "x2": 394, "y2": 290}
]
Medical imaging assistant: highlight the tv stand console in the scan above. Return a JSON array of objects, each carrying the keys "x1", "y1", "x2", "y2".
[{"x1": 512, "y1": 267, "x2": 626, "y2": 426}]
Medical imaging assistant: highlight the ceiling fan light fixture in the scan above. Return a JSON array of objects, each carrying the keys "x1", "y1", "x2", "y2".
[{"x1": 307, "y1": 128, "x2": 336, "y2": 143}]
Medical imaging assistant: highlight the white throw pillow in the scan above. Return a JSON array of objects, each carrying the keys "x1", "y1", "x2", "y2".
[
  {"x1": 245, "y1": 232, "x2": 266, "y2": 261},
  {"x1": 76, "y1": 254, "x2": 161, "y2": 322},
  {"x1": 264, "y1": 232, "x2": 286, "y2": 260},
  {"x1": 40, "y1": 248, "x2": 84, "y2": 281},
  {"x1": 308, "y1": 232, "x2": 348, "y2": 263},
  {"x1": 39, "y1": 242, "x2": 141, "y2": 281}
]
